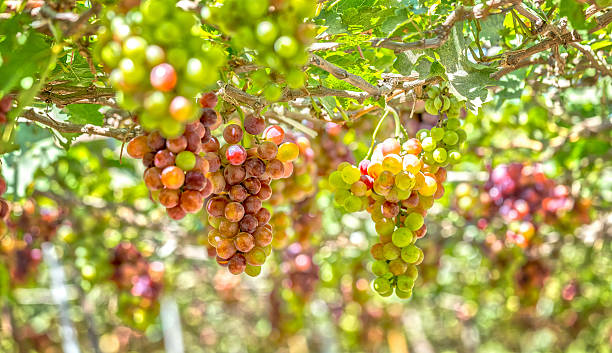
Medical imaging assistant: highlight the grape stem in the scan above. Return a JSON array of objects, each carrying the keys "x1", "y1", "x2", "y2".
[
  {"x1": 389, "y1": 107, "x2": 409, "y2": 141},
  {"x1": 366, "y1": 108, "x2": 391, "y2": 160}
]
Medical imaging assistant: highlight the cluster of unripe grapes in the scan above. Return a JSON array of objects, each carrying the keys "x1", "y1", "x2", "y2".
[
  {"x1": 205, "y1": 115, "x2": 300, "y2": 276},
  {"x1": 423, "y1": 83, "x2": 465, "y2": 119},
  {"x1": 0, "y1": 96, "x2": 12, "y2": 124},
  {"x1": 97, "y1": 0, "x2": 225, "y2": 137},
  {"x1": 455, "y1": 163, "x2": 588, "y2": 249},
  {"x1": 126, "y1": 100, "x2": 219, "y2": 220},
  {"x1": 202, "y1": 0, "x2": 315, "y2": 99},
  {"x1": 110, "y1": 242, "x2": 164, "y2": 328},
  {"x1": 328, "y1": 117, "x2": 466, "y2": 298}
]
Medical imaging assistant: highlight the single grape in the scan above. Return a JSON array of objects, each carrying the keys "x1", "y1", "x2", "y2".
[
  {"x1": 254, "y1": 226, "x2": 273, "y2": 247},
  {"x1": 208, "y1": 229, "x2": 222, "y2": 247},
  {"x1": 244, "y1": 115, "x2": 266, "y2": 135},
  {"x1": 404, "y1": 213, "x2": 424, "y2": 231},
  {"x1": 396, "y1": 274, "x2": 415, "y2": 292},
  {"x1": 383, "y1": 243, "x2": 400, "y2": 260},
  {"x1": 266, "y1": 159, "x2": 285, "y2": 179},
  {"x1": 159, "y1": 188, "x2": 180, "y2": 208},
  {"x1": 421, "y1": 137, "x2": 436, "y2": 152},
  {"x1": 175, "y1": 151, "x2": 196, "y2": 171},
  {"x1": 206, "y1": 196, "x2": 228, "y2": 217},
  {"x1": 179, "y1": 190, "x2": 203, "y2": 213},
  {"x1": 372, "y1": 260, "x2": 389, "y2": 276},
  {"x1": 127, "y1": 136, "x2": 149, "y2": 159},
  {"x1": 257, "y1": 141, "x2": 278, "y2": 160},
  {"x1": 161, "y1": 166, "x2": 185, "y2": 189},
  {"x1": 229, "y1": 184, "x2": 249, "y2": 202},
  {"x1": 239, "y1": 214, "x2": 258, "y2": 233},
  {"x1": 277, "y1": 142, "x2": 299, "y2": 162},
  {"x1": 225, "y1": 202, "x2": 245, "y2": 222},
  {"x1": 263, "y1": 125, "x2": 285, "y2": 145},
  {"x1": 389, "y1": 259, "x2": 408, "y2": 275},
  {"x1": 228, "y1": 253, "x2": 247, "y2": 275},
  {"x1": 391, "y1": 227, "x2": 413, "y2": 247},
  {"x1": 216, "y1": 239, "x2": 237, "y2": 260},
  {"x1": 149, "y1": 63, "x2": 177, "y2": 92},
  {"x1": 375, "y1": 219, "x2": 395, "y2": 236},
  {"x1": 167, "y1": 205, "x2": 187, "y2": 220},
  {"x1": 244, "y1": 158, "x2": 266, "y2": 177},
  {"x1": 146, "y1": 131, "x2": 166, "y2": 150},
  {"x1": 143, "y1": 167, "x2": 163, "y2": 190},
  {"x1": 224, "y1": 164, "x2": 246, "y2": 185},
  {"x1": 202, "y1": 136, "x2": 220, "y2": 152},
  {"x1": 373, "y1": 277, "x2": 391, "y2": 294},
  {"x1": 226, "y1": 145, "x2": 247, "y2": 165},
  {"x1": 381, "y1": 201, "x2": 399, "y2": 219},
  {"x1": 433, "y1": 147, "x2": 447, "y2": 164},
  {"x1": 199, "y1": 92, "x2": 218, "y2": 109},
  {"x1": 400, "y1": 245, "x2": 422, "y2": 264},
  {"x1": 245, "y1": 247, "x2": 266, "y2": 266},
  {"x1": 223, "y1": 124, "x2": 243, "y2": 144},
  {"x1": 166, "y1": 136, "x2": 187, "y2": 153},
  {"x1": 245, "y1": 264, "x2": 261, "y2": 277},
  {"x1": 243, "y1": 195, "x2": 262, "y2": 214},
  {"x1": 257, "y1": 184, "x2": 272, "y2": 201},
  {"x1": 430, "y1": 127, "x2": 444, "y2": 141},
  {"x1": 218, "y1": 219, "x2": 239, "y2": 238},
  {"x1": 242, "y1": 177, "x2": 262, "y2": 195}
]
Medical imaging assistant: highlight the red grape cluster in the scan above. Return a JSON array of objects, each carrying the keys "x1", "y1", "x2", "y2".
[
  {"x1": 205, "y1": 114, "x2": 300, "y2": 275},
  {"x1": 281, "y1": 242, "x2": 319, "y2": 299},
  {"x1": 0, "y1": 96, "x2": 13, "y2": 124},
  {"x1": 328, "y1": 118, "x2": 466, "y2": 298},
  {"x1": 0, "y1": 198, "x2": 62, "y2": 284},
  {"x1": 96, "y1": 0, "x2": 225, "y2": 137},
  {"x1": 313, "y1": 122, "x2": 355, "y2": 176},
  {"x1": 455, "y1": 163, "x2": 589, "y2": 249},
  {"x1": 110, "y1": 242, "x2": 165, "y2": 327},
  {"x1": 125, "y1": 95, "x2": 222, "y2": 220}
]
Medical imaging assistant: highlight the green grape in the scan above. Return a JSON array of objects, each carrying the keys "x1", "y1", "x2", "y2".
[
  {"x1": 395, "y1": 171, "x2": 414, "y2": 190},
  {"x1": 430, "y1": 127, "x2": 444, "y2": 141},
  {"x1": 245, "y1": 264, "x2": 262, "y2": 277},
  {"x1": 375, "y1": 219, "x2": 395, "y2": 236},
  {"x1": 328, "y1": 171, "x2": 350, "y2": 190},
  {"x1": 404, "y1": 213, "x2": 424, "y2": 231},
  {"x1": 456, "y1": 129, "x2": 467, "y2": 143},
  {"x1": 416, "y1": 129, "x2": 430, "y2": 141},
  {"x1": 383, "y1": 243, "x2": 400, "y2": 260},
  {"x1": 341, "y1": 165, "x2": 361, "y2": 184},
  {"x1": 448, "y1": 150, "x2": 462, "y2": 164},
  {"x1": 373, "y1": 277, "x2": 392, "y2": 293},
  {"x1": 421, "y1": 137, "x2": 436, "y2": 152},
  {"x1": 256, "y1": 21, "x2": 279, "y2": 44},
  {"x1": 264, "y1": 84, "x2": 282, "y2": 101},
  {"x1": 160, "y1": 119, "x2": 185, "y2": 138},
  {"x1": 395, "y1": 287, "x2": 413, "y2": 299},
  {"x1": 446, "y1": 117, "x2": 461, "y2": 130},
  {"x1": 396, "y1": 274, "x2": 415, "y2": 292},
  {"x1": 144, "y1": 91, "x2": 169, "y2": 117},
  {"x1": 123, "y1": 36, "x2": 147, "y2": 60},
  {"x1": 391, "y1": 227, "x2": 413, "y2": 248},
  {"x1": 101, "y1": 42, "x2": 122, "y2": 67},
  {"x1": 424, "y1": 99, "x2": 438, "y2": 115},
  {"x1": 274, "y1": 36, "x2": 298, "y2": 58},
  {"x1": 406, "y1": 265, "x2": 418, "y2": 279},
  {"x1": 434, "y1": 96, "x2": 443, "y2": 110},
  {"x1": 175, "y1": 151, "x2": 196, "y2": 171},
  {"x1": 395, "y1": 187, "x2": 411, "y2": 200},
  {"x1": 423, "y1": 151, "x2": 436, "y2": 165},
  {"x1": 401, "y1": 245, "x2": 423, "y2": 264},
  {"x1": 372, "y1": 260, "x2": 390, "y2": 276},
  {"x1": 344, "y1": 195, "x2": 363, "y2": 212},
  {"x1": 443, "y1": 130, "x2": 459, "y2": 145},
  {"x1": 433, "y1": 147, "x2": 447, "y2": 163},
  {"x1": 441, "y1": 96, "x2": 451, "y2": 111},
  {"x1": 389, "y1": 258, "x2": 408, "y2": 275},
  {"x1": 333, "y1": 189, "x2": 351, "y2": 206}
]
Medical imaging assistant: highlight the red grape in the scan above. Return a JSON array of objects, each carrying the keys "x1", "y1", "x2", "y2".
[
  {"x1": 257, "y1": 141, "x2": 278, "y2": 160},
  {"x1": 225, "y1": 202, "x2": 245, "y2": 222},
  {"x1": 228, "y1": 253, "x2": 247, "y2": 275},
  {"x1": 166, "y1": 136, "x2": 187, "y2": 153},
  {"x1": 255, "y1": 208, "x2": 271, "y2": 224},
  {"x1": 184, "y1": 171, "x2": 207, "y2": 191},
  {"x1": 166, "y1": 205, "x2": 186, "y2": 220},
  {"x1": 161, "y1": 166, "x2": 185, "y2": 189},
  {"x1": 206, "y1": 196, "x2": 228, "y2": 217},
  {"x1": 234, "y1": 232, "x2": 255, "y2": 253},
  {"x1": 242, "y1": 177, "x2": 261, "y2": 195},
  {"x1": 244, "y1": 158, "x2": 266, "y2": 177},
  {"x1": 263, "y1": 125, "x2": 284, "y2": 145},
  {"x1": 143, "y1": 167, "x2": 163, "y2": 190},
  {"x1": 180, "y1": 190, "x2": 204, "y2": 213},
  {"x1": 199, "y1": 92, "x2": 218, "y2": 109},
  {"x1": 223, "y1": 124, "x2": 243, "y2": 144},
  {"x1": 239, "y1": 214, "x2": 258, "y2": 233},
  {"x1": 244, "y1": 115, "x2": 266, "y2": 135},
  {"x1": 223, "y1": 164, "x2": 246, "y2": 185},
  {"x1": 243, "y1": 195, "x2": 262, "y2": 214},
  {"x1": 159, "y1": 189, "x2": 180, "y2": 208},
  {"x1": 154, "y1": 150, "x2": 175, "y2": 169},
  {"x1": 229, "y1": 185, "x2": 249, "y2": 202},
  {"x1": 226, "y1": 145, "x2": 247, "y2": 165},
  {"x1": 127, "y1": 136, "x2": 149, "y2": 159}
]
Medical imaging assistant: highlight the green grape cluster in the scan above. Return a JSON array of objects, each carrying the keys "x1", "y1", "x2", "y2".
[
  {"x1": 424, "y1": 83, "x2": 464, "y2": 118},
  {"x1": 96, "y1": 0, "x2": 226, "y2": 137},
  {"x1": 202, "y1": 0, "x2": 316, "y2": 100},
  {"x1": 327, "y1": 113, "x2": 467, "y2": 298}
]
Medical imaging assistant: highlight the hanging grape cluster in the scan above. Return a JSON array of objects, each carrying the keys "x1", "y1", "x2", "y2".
[
  {"x1": 455, "y1": 162, "x2": 591, "y2": 249},
  {"x1": 423, "y1": 82, "x2": 465, "y2": 119},
  {"x1": 96, "y1": 0, "x2": 225, "y2": 137},
  {"x1": 205, "y1": 113, "x2": 300, "y2": 276},
  {"x1": 110, "y1": 242, "x2": 165, "y2": 329},
  {"x1": 328, "y1": 113, "x2": 466, "y2": 298},
  {"x1": 202, "y1": 0, "x2": 316, "y2": 98},
  {"x1": 126, "y1": 96, "x2": 219, "y2": 220}
]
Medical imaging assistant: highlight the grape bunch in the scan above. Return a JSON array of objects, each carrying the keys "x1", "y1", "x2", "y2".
[
  {"x1": 328, "y1": 117, "x2": 466, "y2": 298},
  {"x1": 313, "y1": 122, "x2": 355, "y2": 176},
  {"x1": 96, "y1": 0, "x2": 225, "y2": 137},
  {"x1": 423, "y1": 82, "x2": 465, "y2": 119},
  {"x1": 202, "y1": 0, "x2": 316, "y2": 97},
  {"x1": 0, "y1": 95, "x2": 13, "y2": 124},
  {"x1": 0, "y1": 198, "x2": 63, "y2": 284},
  {"x1": 126, "y1": 112, "x2": 216, "y2": 220},
  {"x1": 205, "y1": 115, "x2": 300, "y2": 276},
  {"x1": 456, "y1": 163, "x2": 589, "y2": 249},
  {"x1": 110, "y1": 242, "x2": 165, "y2": 329}
]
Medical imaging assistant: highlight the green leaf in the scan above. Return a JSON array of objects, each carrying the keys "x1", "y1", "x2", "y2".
[
  {"x1": 559, "y1": 0, "x2": 590, "y2": 30},
  {"x1": 435, "y1": 23, "x2": 496, "y2": 113},
  {"x1": 65, "y1": 103, "x2": 104, "y2": 126}
]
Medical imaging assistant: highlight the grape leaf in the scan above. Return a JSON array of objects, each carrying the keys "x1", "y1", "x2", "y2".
[
  {"x1": 435, "y1": 24, "x2": 496, "y2": 113},
  {"x1": 65, "y1": 103, "x2": 104, "y2": 126}
]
